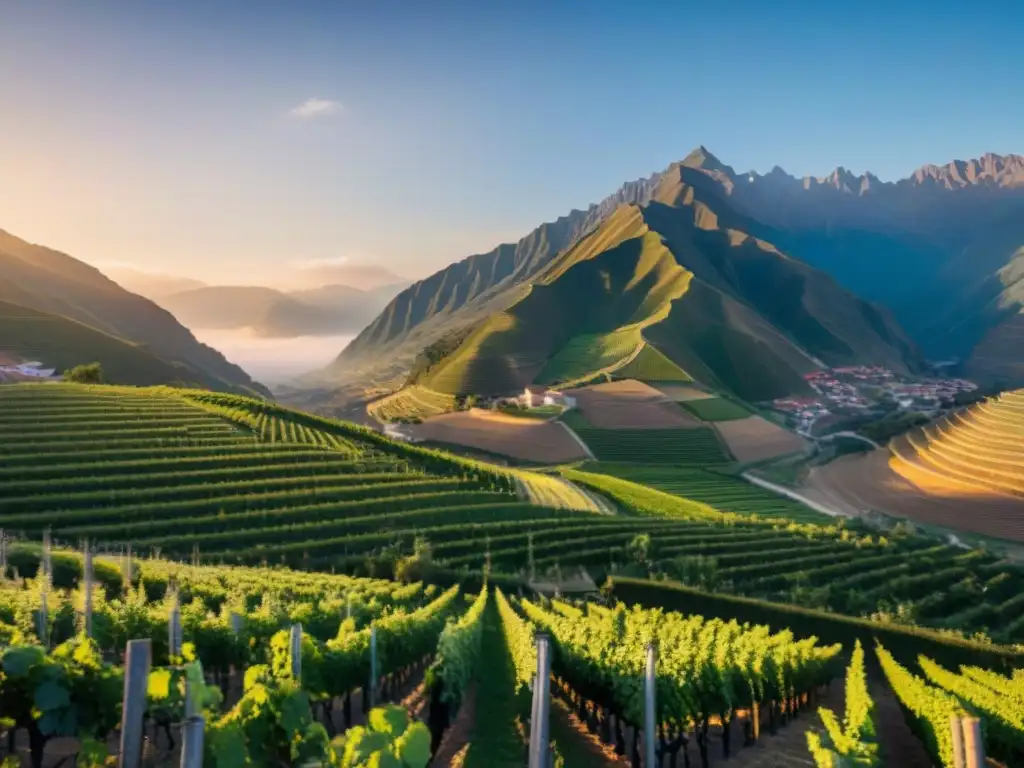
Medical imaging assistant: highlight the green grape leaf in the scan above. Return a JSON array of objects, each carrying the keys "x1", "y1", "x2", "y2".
[
  {"x1": 278, "y1": 689, "x2": 312, "y2": 737},
  {"x1": 34, "y1": 679, "x2": 71, "y2": 712},
  {"x1": 208, "y1": 721, "x2": 249, "y2": 768},
  {"x1": 343, "y1": 729, "x2": 390, "y2": 767},
  {"x1": 368, "y1": 705, "x2": 407, "y2": 737},
  {"x1": 2, "y1": 646, "x2": 45, "y2": 678},
  {"x1": 368, "y1": 750, "x2": 402, "y2": 768},
  {"x1": 392, "y1": 722, "x2": 430, "y2": 768},
  {"x1": 77, "y1": 737, "x2": 108, "y2": 767}
]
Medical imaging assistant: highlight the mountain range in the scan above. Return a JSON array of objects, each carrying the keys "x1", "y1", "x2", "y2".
[
  {"x1": 320, "y1": 148, "x2": 1024, "y2": 401},
  {"x1": 110, "y1": 266, "x2": 409, "y2": 339},
  {"x1": 0, "y1": 229, "x2": 269, "y2": 395}
]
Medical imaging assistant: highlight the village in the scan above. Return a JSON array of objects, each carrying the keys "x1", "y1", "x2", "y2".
[
  {"x1": 770, "y1": 365, "x2": 978, "y2": 434},
  {"x1": 0, "y1": 360, "x2": 60, "y2": 383}
]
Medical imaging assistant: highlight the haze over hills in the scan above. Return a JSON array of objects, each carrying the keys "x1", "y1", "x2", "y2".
[
  {"x1": 0, "y1": 228, "x2": 270, "y2": 395},
  {"x1": 323, "y1": 148, "x2": 1024, "y2": 400},
  {"x1": 155, "y1": 282, "x2": 407, "y2": 339},
  {"x1": 104, "y1": 266, "x2": 208, "y2": 300},
  {"x1": 111, "y1": 263, "x2": 410, "y2": 340}
]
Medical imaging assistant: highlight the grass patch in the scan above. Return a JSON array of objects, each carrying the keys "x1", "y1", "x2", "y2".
[{"x1": 679, "y1": 397, "x2": 751, "y2": 421}]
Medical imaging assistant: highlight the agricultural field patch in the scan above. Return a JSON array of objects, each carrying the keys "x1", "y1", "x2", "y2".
[
  {"x1": 563, "y1": 379, "x2": 700, "y2": 429},
  {"x1": 890, "y1": 390, "x2": 1024, "y2": 499},
  {"x1": 713, "y1": 415, "x2": 810, "y2": 463},
  {"x1": 679, "y1": 396, "x2": 751, "y2": 421},
  {"x1": 367, "y1": 385, "x2": 456, "y2": 422},
  {"x1": 407, "y1": 409, "x2": 589, "y2": 464},
  {"x1": 810, "y1": 447, "x2": 1024, "y2": 543},
  {"x1": 652, "y1": 383, "x2": 715, "y2": 401},
  {"x1": 560, "y1": 409, "x2": 729, "y2": 465},
  {"x1": 578, "y1": 461, "x2": 828, "y2": 523}
]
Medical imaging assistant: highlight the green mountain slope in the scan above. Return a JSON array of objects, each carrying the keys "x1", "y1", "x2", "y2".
[
  {"x1": 416, "y1": 183, "x2": 920, "y2": 401},
  {"x1": 0, "y1": 300, "x2": 236, "y2": 387},
  {"x1": 0, "y1": 228, "x2": 268, "y2": 396},
  {"x1": 322, "y1": 148, "x2": 1024, "y2": 397}
]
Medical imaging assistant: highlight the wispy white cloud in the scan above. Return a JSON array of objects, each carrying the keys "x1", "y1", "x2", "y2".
[{"x1": 289, "y1": 98, "x2": 341, "y2": 119}]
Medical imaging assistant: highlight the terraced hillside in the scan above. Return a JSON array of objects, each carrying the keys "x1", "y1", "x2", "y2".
[
  {"x1": 891, "y1": 390, "x2": 1024, "y2": 498},
  {"x1": 367, "y1": 384, "x2": 456, "y2": 422},
  {"x1": 0, "y1": 384, "x2": 620, "y2": 569}
]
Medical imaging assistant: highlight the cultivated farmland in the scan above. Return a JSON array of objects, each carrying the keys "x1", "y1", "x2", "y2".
[
  {"x1": 561, "y1": 408, "x2": 729, "y2": 465},
  {"x1": 0, "y1": 384, "x2": 622, "y2": 571},
  {"x1": 714, "y1": 415, "x2": 810, "y2": 462},
  {"x1": 367, "y1": 384, "x2": 456, "y2": 422},
  {"x1": 891, "y1": 390, "x2": 1024, "y2": 499},
  {"x1": 679, "y1": 396, "x2": 750, "y2": 421},
  {"x1": 576, "y1": 461, "x2": 828, "y2": 523},
  {"x1": 563, "y1": 379, "x2": 700, "y2": 428},
  {"x1": 406, "y1": 408, "x2": 589, "y2": 464}
]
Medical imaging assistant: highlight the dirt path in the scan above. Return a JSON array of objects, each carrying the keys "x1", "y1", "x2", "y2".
[
  {"x1": 431, "y1": 682, "x2": 478, "y2": 767},
  {"x1": 549, "y1": 697, "x2": 629, "y2": 768},
  {"x1": 869, "y1": 677, "x2": 934, "y2": 768}
]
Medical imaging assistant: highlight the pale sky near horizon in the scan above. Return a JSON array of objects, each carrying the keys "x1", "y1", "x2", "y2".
[{"x1": 1, "y1": 0, "x2": 1022, "y2": 286}]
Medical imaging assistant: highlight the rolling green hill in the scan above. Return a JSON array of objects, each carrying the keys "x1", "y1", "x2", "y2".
[
  {"x1": 0, "y1": 228, "x2": 268, "y2": 396},
  {"x1": 413, "y1": 172, "x2": 920, "y2": 401}
]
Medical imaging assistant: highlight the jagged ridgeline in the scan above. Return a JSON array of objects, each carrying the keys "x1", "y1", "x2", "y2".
[{"x1": 404, "y1": 176, "x2": 920, "y2": 402}]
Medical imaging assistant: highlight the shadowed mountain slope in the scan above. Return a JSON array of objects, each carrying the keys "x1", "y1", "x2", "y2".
[{"x1": 0, "y1": 228, "x2": 269, "y2": 396}]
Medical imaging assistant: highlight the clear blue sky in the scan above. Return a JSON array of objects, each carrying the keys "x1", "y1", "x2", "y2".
[{"x1": 1, "y1": 0, "x2": 1021, "y2": 284}]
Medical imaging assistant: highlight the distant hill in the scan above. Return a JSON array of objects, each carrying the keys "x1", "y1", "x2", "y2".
[
  {"x1": 324, "y1": 148, "x2": 1024, "y2": 395},
  {"x1": 289, "y1": 263, "x2": 407, "y2": 292},
  {"x1": 105, "y1": 267, "x2": 208, "y2": 300},
  {"x1": 0, "y1": 228, "x2": 269, "y2": 396},
  {"x1": 158, "y1": 282, "x2": 407, "y2": 338}
]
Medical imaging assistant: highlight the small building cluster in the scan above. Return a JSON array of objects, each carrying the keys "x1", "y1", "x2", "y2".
[
  {"x1": 519, "y1": 386, "x2": 576, "y2": 410},
  {"x1": 0, "y1": 361, "x2": 60, "y2": 382},
  {"x1": 771, "y1": 366, "x2": 981, "y2": 433}
]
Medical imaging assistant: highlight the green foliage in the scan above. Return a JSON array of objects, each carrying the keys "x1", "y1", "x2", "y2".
[
  {"x1": 518, "y1": 595, "x2": 840, "y2": 729},
  {"x1": 918, "y1": 655, "x2": 1024, "y2": 762},
  {"x1": 576, "y1": 462, "x2": 828, "y2": 523},
  {"x1": 611, "y1": 577, "x2": 1024, "y2": 673},
  {"x1": 428, "y1": 587, "x2": 488, "y2": 714},
  {"x1": 332, "y1": 705, "x2": 431, "y2": 767},
  {"x1": 0, "y1": 635, "x2": 123, "y2": 767},
  {"x1": 805, "y1": 641, "x2": 879, "y2": 766},
  {"x1": 876, "y1": 644, "x2": 966, "y2": 768},
  {"x1": 64, "y1": 362, "x2": 105, "y2": 384}
]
